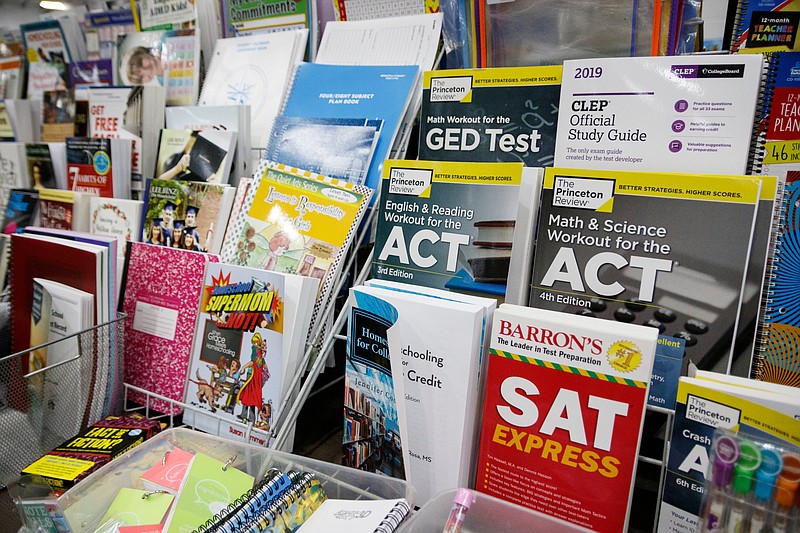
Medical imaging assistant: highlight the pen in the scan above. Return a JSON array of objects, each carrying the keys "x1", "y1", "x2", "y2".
[
  {"x1": 726, "y1": 440, "x2": 760, "y2": 533},
  {"x1": 748, "y1": 447, "x2": 782, "y2": 533},
  {"x1": 704, "y1": 435, "x2": 739, "y2": 532},
  {"x1": 773, "y1": 452, "x2": 800, "y2": 533},
  {"x1": 442, "y1": 488, "x2": 473, "y2": 533}
]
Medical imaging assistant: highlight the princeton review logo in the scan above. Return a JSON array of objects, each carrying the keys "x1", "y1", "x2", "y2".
[
  {"x1": 388, "y1": 167, "x2": 432, "y2": 197},
  {"x1": 551, "y1": 175, "x2": 615, "y2": 212},
  {"x1": 429, "y1": 76, "x2": 473, "y2": 103}
]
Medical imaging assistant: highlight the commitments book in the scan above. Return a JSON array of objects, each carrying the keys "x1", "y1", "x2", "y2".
[
  {"x1": 371, "y1": 159, "x2": 524, "y2": 298},
  {"x1": 418, "y1": 65, "x2": 562, "y2": 168},
  {"x1": 529, "y1": 167, "x2": 762, "y2": 372},
  {"x1": 553, "y1": 54, "x2": 764, "y2": 175},
  {"x1": 476, "y1": 304, "x2": 658, "y2": 533}
]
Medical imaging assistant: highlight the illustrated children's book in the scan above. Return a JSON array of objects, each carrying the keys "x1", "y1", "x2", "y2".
[
  {"x1": 476, "y1": 304, "x2": 658, "y2": 533},
  {"x1": 371, "y1": 159, "x2": 524, "y2": 298},
  {"x1": 21, "y1": 20, "x2": 72, "y2": 100},
  {"x1": 418, "y1": 65, "x2": 562, "y2": 168},
  {"x1": 554, "y1": 54, "x2": 764, "y2": 175},
  {"x1": 529, "y1": 167, "x2": 762, "y2": 372},
  {"x1": 221, "y1": 161, "x2": 372, "y2": 343},
  {"x1": 183, "y1": 263, "x2": 286, "y2": 447}
]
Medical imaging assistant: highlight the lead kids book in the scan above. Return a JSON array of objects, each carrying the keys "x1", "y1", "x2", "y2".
[
  {"x1": 476, "y1": 304, "x2": 658, "y2": 533},
  {"x1": 529, "y1": 168, "x2": 762, "y2": 369},
  {"x1": 184, "y1": 264, "x2": 285, "y2": 446}
]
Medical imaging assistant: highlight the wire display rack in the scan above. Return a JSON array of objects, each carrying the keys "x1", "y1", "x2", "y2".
[{"x1": 0, "y1": 313, "x2": 126, "y2": 486}]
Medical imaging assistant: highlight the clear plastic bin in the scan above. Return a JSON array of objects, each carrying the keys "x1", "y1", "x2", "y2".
[
  {"x1": 57, "y1": 427, "x2": 416, "y2": 532},
  {"x1": 397, "y1": 488, "x2": 593, "y2": 533}
]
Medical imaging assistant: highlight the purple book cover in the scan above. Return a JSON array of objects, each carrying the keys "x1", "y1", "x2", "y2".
[{"x1": 69, "y1": 60, "x2": 114, "y2": 88}]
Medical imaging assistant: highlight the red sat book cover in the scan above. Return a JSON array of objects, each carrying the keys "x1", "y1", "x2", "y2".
[{"x1": 475, "y1": 304, "x2": 657, "y2": 533}]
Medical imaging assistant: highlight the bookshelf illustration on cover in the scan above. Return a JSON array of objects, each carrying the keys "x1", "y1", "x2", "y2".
[{"x1": 343, "y1": 290, "x2": 405, "y2": 479}]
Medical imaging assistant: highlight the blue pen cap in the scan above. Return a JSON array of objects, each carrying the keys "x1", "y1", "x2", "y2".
[{"x1": 754, "y1": 447, "x2": 783, "y2": 501}]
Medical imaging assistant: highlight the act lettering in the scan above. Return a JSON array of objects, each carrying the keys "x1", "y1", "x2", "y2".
[
  {"x1": 377, "y1": 226, "x2": 469, "y2": 272},
  {"x1": 539, "y1": 247, "x2": 673, "y2": 301}
]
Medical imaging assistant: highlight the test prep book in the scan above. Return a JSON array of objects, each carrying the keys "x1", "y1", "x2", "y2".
[
  {"x1": 372, "y1": 159, "x2": 524, "y2": 297},
  {"x1": 418, "y1": 65, "x2": 562, "y2": 167},
  {"x1": 476, "y1": 304, "x2": 657, "y2": 533},
  {"x1": 657, "y1": 377, "x2": 800, "y2": 533},
  {"x1": 353, "y1": 281, "x2": 496, "y2": 503},
  {"x1": 553, "y1": 54, "x2": 764, "y2": 175},
  {"x1": 529, "y1": 168, "x2": 762, "y2": 370}
]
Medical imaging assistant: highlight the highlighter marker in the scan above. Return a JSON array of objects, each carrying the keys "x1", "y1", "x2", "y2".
[
  {"x1": 442, "y1": 488, "x2": 473, "y2": 533},
  {"x1": 748, "y1": 447, "x2": 783, "y2": 533},
  {"x1": 773, "y1": 452, "x2": 800, "y2": 533},
  {"x1": 727, "y1": 440, "x2": 761, "y2": 533},
  {"x1": 705, "y1": 435, "x2": 740, "y2": 532}
]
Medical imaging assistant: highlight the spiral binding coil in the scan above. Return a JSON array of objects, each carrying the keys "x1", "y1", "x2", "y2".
[
  {"x1": 243, "y1": 471, "x2": 317, "y2": 532},
  {"x1": 194, "y1": 468, "x2": 290, "y2": 533},
  {"x1": 747, "y1": 52, "x2": 780, "y2": 176},
  {"x1": 730, "y1": 0, "x2": 751, "y2": 52},
  {"x1": 751, "y1": 177, "x2": 787, "y2": 380},
  {"x1": 374, "y1": 499, "x2": 412, "y2": 533}
]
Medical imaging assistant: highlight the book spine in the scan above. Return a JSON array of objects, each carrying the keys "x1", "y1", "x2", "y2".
[
  {"x1": 729, "y1": 0, "x2": 751, "y2": 52},
  {"x1": 748, "y1": 53, "x2": 779, "y2": 176},
  {"x1": 375, "y1": 499, "x2": 411, "y2": 533}
]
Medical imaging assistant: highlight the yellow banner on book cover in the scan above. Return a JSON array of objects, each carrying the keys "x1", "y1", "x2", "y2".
[
  {"x1": 381, "y1": 159, "x2": 522, "y2": 198},
  {"x1": 423, "y1": 64, "x2": 562, "y2": 90},
  {"x1": 248, "y1": 166, "x2": 366, "y2": 247},
  {"x1": 545, "y1": 167, "x2": 762, "y2": 205},
  {"x1": 762, "y1": 140, "x2": 800, "y2": 165}
]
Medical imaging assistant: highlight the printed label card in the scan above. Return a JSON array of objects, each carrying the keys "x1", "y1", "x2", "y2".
[
  {"x1": 94, "y1": 488, "x2": 174, "y2": 533},
  {"x1": 163, "y1": 452, "x2": 254, "y2": 533}
]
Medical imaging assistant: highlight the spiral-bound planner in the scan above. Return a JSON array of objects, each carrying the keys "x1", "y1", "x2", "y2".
[
  {"x1": 748, "y1": 50, "x2": 800, "y2": 387},
  {"x1": 729, "y1": 0, "x2": 800, "y2": 54},
  {"x1": 294, "y1": 497, "x2": 411, "y2": 533}
]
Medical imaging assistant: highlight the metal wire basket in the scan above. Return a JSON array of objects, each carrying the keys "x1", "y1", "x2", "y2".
[{"x1": 0, "y1": 313, "x2": 126, "y2": 486}]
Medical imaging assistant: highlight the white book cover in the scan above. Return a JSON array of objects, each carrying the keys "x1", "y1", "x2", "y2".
[
  {"x1": 89, "y1": 197, "x2": 143, "y2": 250},
  {"x1": 351, "y1": 282, "x2": 493, "y2": 503},
  {"x1": 31, "y1": 277, "x2": 94, "y2": 441},
  {"x1": 0, "y1": 142, "x2": 30, "y2": 214},
  {"x1": 87, "y1": 86, "x2": 143, "y2": 186},
  {"x1": 199, "y1": 30, "x2": 307, "y2": 150},
  {"x1": 295, "y1": 498, "x2": 411, "y2": 533},
  {"x1": 165, "y1": 104, "x2": 251, "y2": 184},
  {"x1": 554, "y1": 54, "x2": 764, "y2": 175},
  {"x1": 183, "y1": 263, "x2": 288, "y2": 447}
]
